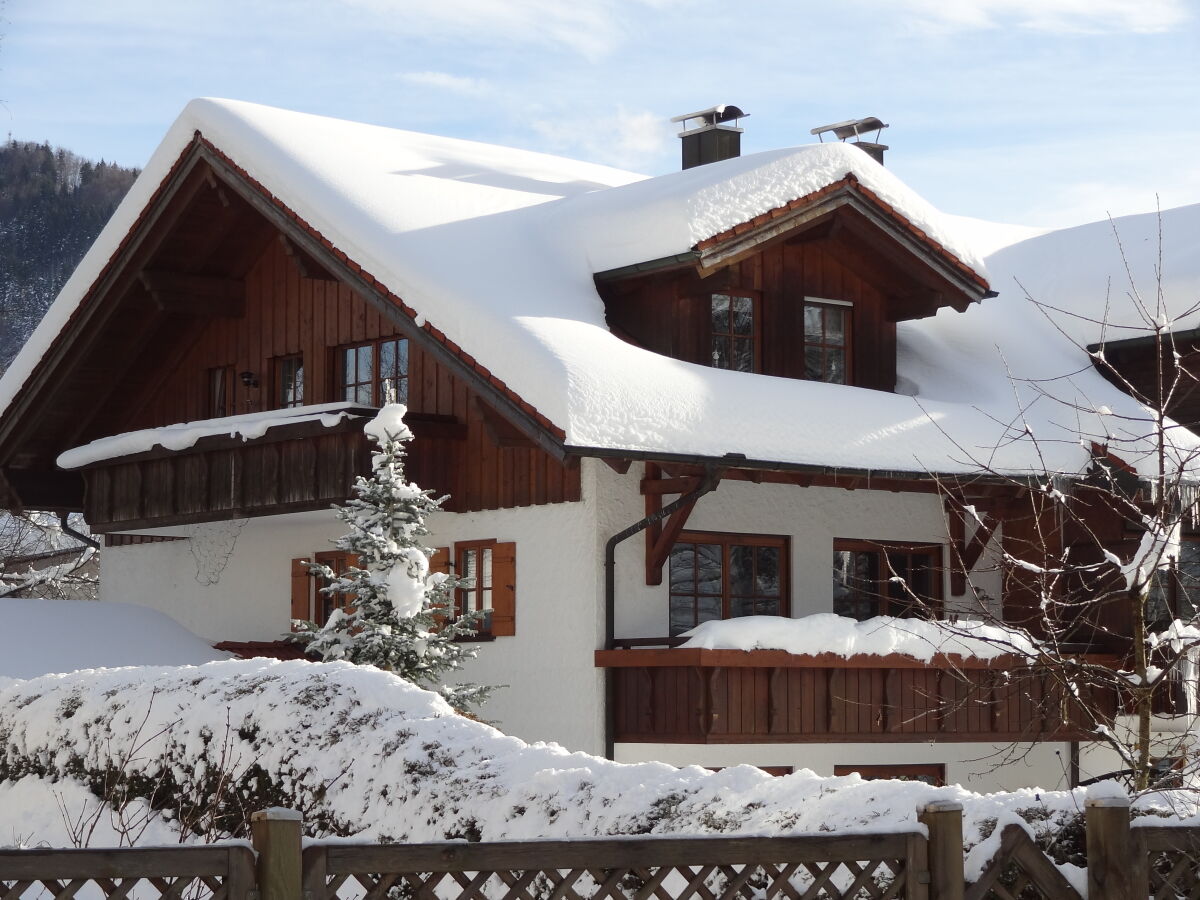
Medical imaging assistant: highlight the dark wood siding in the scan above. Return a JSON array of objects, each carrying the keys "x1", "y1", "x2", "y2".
[
  {"x1": 600, "y1": 238, "x2": 897, "y2": 392},
  {"x1": 77, "y1": 239, "x2": 579, "y2": 528}
]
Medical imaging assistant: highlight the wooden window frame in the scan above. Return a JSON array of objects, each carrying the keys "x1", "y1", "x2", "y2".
[
  {"x1": 312, "y1": 550, "x2": 357, "y2": 626},
  {"x1": 833, "y1": 763, "x2": 945, "y2": 786},
  {"x1": 669, "y1": 530, "x2": 790, "y2": 636},
  {"x1": 336, "y1": 336, "x2": 410, "y2": 407},
  {"x1": 1149, "y1": 536, "x2": 1200, "y2": 627},
  {"x1": 708, "y1": 290, "x2": 761, "y2": 373},
  {"x1": 273, "y1": 354, "x2": 305, "y2": 409},
  {"x1": 832, "y1": 539, "x2": 944, "y2": 620},
  {"x1": 455, "y1": 539, "x2": 498, "y2": 639},
  {"x1": 206, "y1": 365, "x2": 235, "y2": 418},
  {"x1": 803, "y1": 296, "x2": 853, "y2": 385},
  {"x1": 436, "y1": 539, "x2": 517, "y2": 638}
]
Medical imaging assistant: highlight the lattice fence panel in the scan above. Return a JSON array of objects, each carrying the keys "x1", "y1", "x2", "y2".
[
  {"x1": 964, "y1": 825, "x2": 1082, "y2": 900},
  {"x1": 304, "y1": 834, "x2": 927, "y2": 900},
  {"x1": 0, "y1": 846, "x2": 256, "y2": 900},
  {"x1": 1136, "y1": 825, "x2": 1200, "y2": 900}
]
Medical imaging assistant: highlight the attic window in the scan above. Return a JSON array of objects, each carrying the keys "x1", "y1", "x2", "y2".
[
  {"x1": 804, "y1": 298, "x2": 851, "y2": 384},
  {"x1": 339, "y1": 337, "x2": 409, "y2": 406},
  {"x1": 710, "y1": 292, "x2": 757, "y2": 372}
]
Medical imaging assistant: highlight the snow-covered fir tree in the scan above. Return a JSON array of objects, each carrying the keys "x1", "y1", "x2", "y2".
[{"x1": 291, "y1": 404, "x2": 491, "y2": 712}]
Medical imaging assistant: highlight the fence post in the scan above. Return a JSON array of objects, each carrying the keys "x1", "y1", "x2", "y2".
[
  {"x1": 1086, "y1": 793, "x2": 1132, "y2": 900},
  {"x1": 252, "y1": 808, "x2": 303, "y2": 900},
  {"x1": 919, "y1": 801, "x2": 964, "y2": 900}
]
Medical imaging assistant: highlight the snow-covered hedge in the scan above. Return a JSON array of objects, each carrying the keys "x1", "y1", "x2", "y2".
[{"x1": 0, "y1": 659, "x2": 1195, "y2": 880}]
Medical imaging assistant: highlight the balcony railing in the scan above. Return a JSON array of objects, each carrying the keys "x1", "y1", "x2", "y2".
[{"x1": 596, "y1": 643, "x2": 1119, "y2": 744}]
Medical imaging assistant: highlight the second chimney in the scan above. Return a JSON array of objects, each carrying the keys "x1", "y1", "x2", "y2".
[{"x1": 671, "y1": 105, "x2": 748, "y2": 170}]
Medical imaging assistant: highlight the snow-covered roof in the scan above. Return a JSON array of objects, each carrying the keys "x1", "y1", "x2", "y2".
[
  {"x1": 0, "y1": 597, "x2": 229, "y2": 679},
  {"x1": 982, "y1": 202, "x2": 1200, "y2": 348},
  {"x1": 2, "y1": 99, "x2": 1196, "y2": 480}
]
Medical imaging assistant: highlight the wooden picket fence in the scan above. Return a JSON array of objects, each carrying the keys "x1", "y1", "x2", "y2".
[{"x1": 0, "y1": 800, "x2": 1197, "y2": 900}]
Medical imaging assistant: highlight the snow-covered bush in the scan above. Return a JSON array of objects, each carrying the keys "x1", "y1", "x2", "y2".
[
  {"x1": 0, "y1": 658, "x2": 1197, "y2": 862},
  {"x1": 290, "y1": 404, "x2": 489, "y2": 711}
]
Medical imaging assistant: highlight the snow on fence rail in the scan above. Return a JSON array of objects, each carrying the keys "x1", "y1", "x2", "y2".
[{"x1": 2, "y1": 802, "x2": 1200, "y2": 900}]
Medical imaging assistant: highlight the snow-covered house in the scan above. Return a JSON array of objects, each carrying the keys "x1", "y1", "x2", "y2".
[{"x1": 0, "y1": 99, "x2": 1189, "y2": 790}]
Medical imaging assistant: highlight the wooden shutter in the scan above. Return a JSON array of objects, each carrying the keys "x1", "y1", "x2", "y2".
[
  {"x1": 491, "y1": 541, "x2": 516, "y2": 636},
  {"x1": 430, "y1": 547, "x2": 451, "y2": 626},
  {"x1": 290, "y1": 558, "x2": 311, "y2": 629}
]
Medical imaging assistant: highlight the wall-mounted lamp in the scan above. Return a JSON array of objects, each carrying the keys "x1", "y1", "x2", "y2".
[{"x1": 239, "y1": 371, "x2": 259, "y2": 389}]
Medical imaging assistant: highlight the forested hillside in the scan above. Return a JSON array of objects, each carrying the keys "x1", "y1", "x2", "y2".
[{"x1": 0, "y1": 140, "x2": 138, "y2": 371}]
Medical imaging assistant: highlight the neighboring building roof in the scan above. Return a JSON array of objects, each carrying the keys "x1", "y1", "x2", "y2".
[
  {"x1": 982, "y1": 202, "x2": 1200, "y2": 349},
  {"x1": 0, "y1": 597, "x2": 230, "y2": 679},
  {"x1": 1, "y1": 99, "x2": 1194, "y2": 481}
]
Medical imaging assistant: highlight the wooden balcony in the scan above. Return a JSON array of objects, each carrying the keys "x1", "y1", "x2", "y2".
[{"x1": 596, "y1": 645, "x2": 1118, "y2": 744}]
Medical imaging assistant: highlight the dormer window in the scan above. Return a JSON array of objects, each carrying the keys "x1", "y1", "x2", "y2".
[
  {"x1": 710, "y1": 292, "x2": 757, "y2": 372},
  {"x1": 804, "y1": 298, "x2": 851, "y2": 385}
]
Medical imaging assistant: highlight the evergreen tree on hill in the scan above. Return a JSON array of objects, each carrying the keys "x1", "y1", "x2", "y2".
[{"x1": 0, "y1": 139, "x2": 139, "y2": 371}]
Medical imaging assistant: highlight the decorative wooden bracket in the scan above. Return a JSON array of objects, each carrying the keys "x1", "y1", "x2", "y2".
[
  {"x1": 139, "y1": 270, "x2": 245, "y2": 317},
  {"x1": 642, "y1": 463, "x2": 722, "y2": 585},
  {"x1": 946, "y1": 498, "x2": 1003, "y2": 596},
  {"x1": 474, "y1": 397, "x2": 538, "y2": 449},
  {"x1": 278, "y1": 233, "x2": 336, "y2": 281}
]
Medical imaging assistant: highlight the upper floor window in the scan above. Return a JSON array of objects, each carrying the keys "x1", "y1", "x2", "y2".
[
  {"x1": 274, "y1": 355, "x2": 304, "y2": 409},
  {"x1": 207, "y1": 366, "x2": 234, "y2": 418},
  {"x1": 804, "y1": 298, "x2": 851, "y2": 384},
  {"x1": 832, "y1": 539, "x2": 941, "y2": 621},
  {"x1": 339, "y1": 337, "x2": 408, "y2": 406},
  {"x1": 1149, "y1": 539, "x2": 1200, "y2": 628},
  {"x1": 710, "y1": 292, "x2": 757, "y2": 372},
  {"x1": 668, "y1": 531, "x2": 787, "y2": 636},
  {"x1": 456, "y1": 540, "x2": 496, "y2": 636}
]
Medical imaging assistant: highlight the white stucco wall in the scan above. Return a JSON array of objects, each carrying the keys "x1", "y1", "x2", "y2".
[
  {"x1": 617, "y1": 740, "x2": 1128, "y2": 794},
  {"x1": 595, "y1": 462, "x2": 1003, "y2": 641}
]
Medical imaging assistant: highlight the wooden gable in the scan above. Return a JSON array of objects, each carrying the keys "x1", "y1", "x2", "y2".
[{"x1": 0, "y1": 136, "x2": 579, "y2": 525}]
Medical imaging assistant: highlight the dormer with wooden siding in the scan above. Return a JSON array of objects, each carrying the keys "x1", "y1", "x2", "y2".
[{"x1": 596, "y1": 175, "x2": 991, "y2": 393}]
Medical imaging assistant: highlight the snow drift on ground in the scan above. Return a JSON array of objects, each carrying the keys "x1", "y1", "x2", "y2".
[
  {"x1": 0, "y1": 597, "x2": 228, "y2": 679},
  {"x1": 7, "y1": 99, "x2": 1191, "y2": 482},
  {"x1": 0, "y1": 657, "x2": 1195, "y2": 883}
]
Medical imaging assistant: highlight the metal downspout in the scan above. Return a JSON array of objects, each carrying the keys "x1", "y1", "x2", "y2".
[{"x1": 602, "y1": 464, "x2": 722, "y2": 759}]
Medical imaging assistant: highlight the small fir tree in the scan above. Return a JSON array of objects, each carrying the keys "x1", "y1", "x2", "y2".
[{"x1": 291, "y1": 404, "x2": 491, "y2": 712}]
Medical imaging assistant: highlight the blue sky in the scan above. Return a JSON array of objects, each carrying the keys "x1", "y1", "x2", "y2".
[{"x1": 2, "y1": 0, "x2": 1198, "y2": 228}]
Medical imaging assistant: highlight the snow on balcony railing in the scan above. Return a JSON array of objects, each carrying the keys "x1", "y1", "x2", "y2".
[
  {"x1": 57, "y1": 401, "x2": 375, "y2": 470},
  {"x1": 676, "y1": 613, "x2": 1041, "y2": 663}
]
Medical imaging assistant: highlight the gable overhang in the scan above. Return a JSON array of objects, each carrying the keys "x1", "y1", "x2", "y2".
[
  {"x1": 594, "y1": 175, "x2": 993, "y2": 314},
  {"x1": 0, "y1": 134, "x2": 569, "y2": 511}
]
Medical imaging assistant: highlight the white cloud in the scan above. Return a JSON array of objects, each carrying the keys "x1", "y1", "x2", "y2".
[
  {"x1": 398, "y1": 71, "x2": 492, "y2": 95},
  {"x1": 888, "y1": 0, "x2": 1189, "y2": 33},
  {"x1": 531, "y1": 106, "x2": 671, "y2": 170},
  {"x1": 335, "y1": 0, "x2": 656, "y2": 60}
]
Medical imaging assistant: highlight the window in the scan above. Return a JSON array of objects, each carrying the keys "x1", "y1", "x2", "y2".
[
  {"x1": 207, "y1": 366, "x2": 234, "y2": 417},
  {"x1": 804, "y1": 298, "x2": 851, "y2": 384},
  {"x1": 435, "y1": 540, "x2": 517, "y2": 637},
  {"x1": 1149, "y1": 539, "x2": 1200, "y2": 628},
  {"x1": 289, "y1": 551, "x2": 358, "y2": 627},
  {"x1": 710, "y1": 292, "x2": 757, "y2": 372},
  {"x1": 832, "y1": 540, "x2": 942, "y2": 621},
  {"x1": 339, "y1": 337, "x2": 409, "y2": 406},
  {"x1": 456, "y1": 540, "x2": 495, "y2": 635},
  {"x1": 833, "y1": 764, "x2": 945, "y2": 786},
  {"x1": 668, "y1": 532, "x2": 788, "y2": 636},
  {"x1": 274, "y1": 355, "x2": 304, "y2": 408}
]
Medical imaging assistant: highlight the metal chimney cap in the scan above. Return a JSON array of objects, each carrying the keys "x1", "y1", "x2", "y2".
[
  {"x1": 810, "y1": 116, "x2": 889, "y2": 141},
  {"x1": 671, "y1": 105, "x2": 749, "y2": 127}
]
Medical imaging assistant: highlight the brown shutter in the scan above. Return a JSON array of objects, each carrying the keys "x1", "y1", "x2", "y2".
[
  {"x1": 290, "y1": 558, "x2": 311, "y2": 629},
  {"x1": 430, "y1": 547, "x2": 451, "y2": 627},
  {"x1": 491, "y1": 541, "x2": 516, "y2": 636}
]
